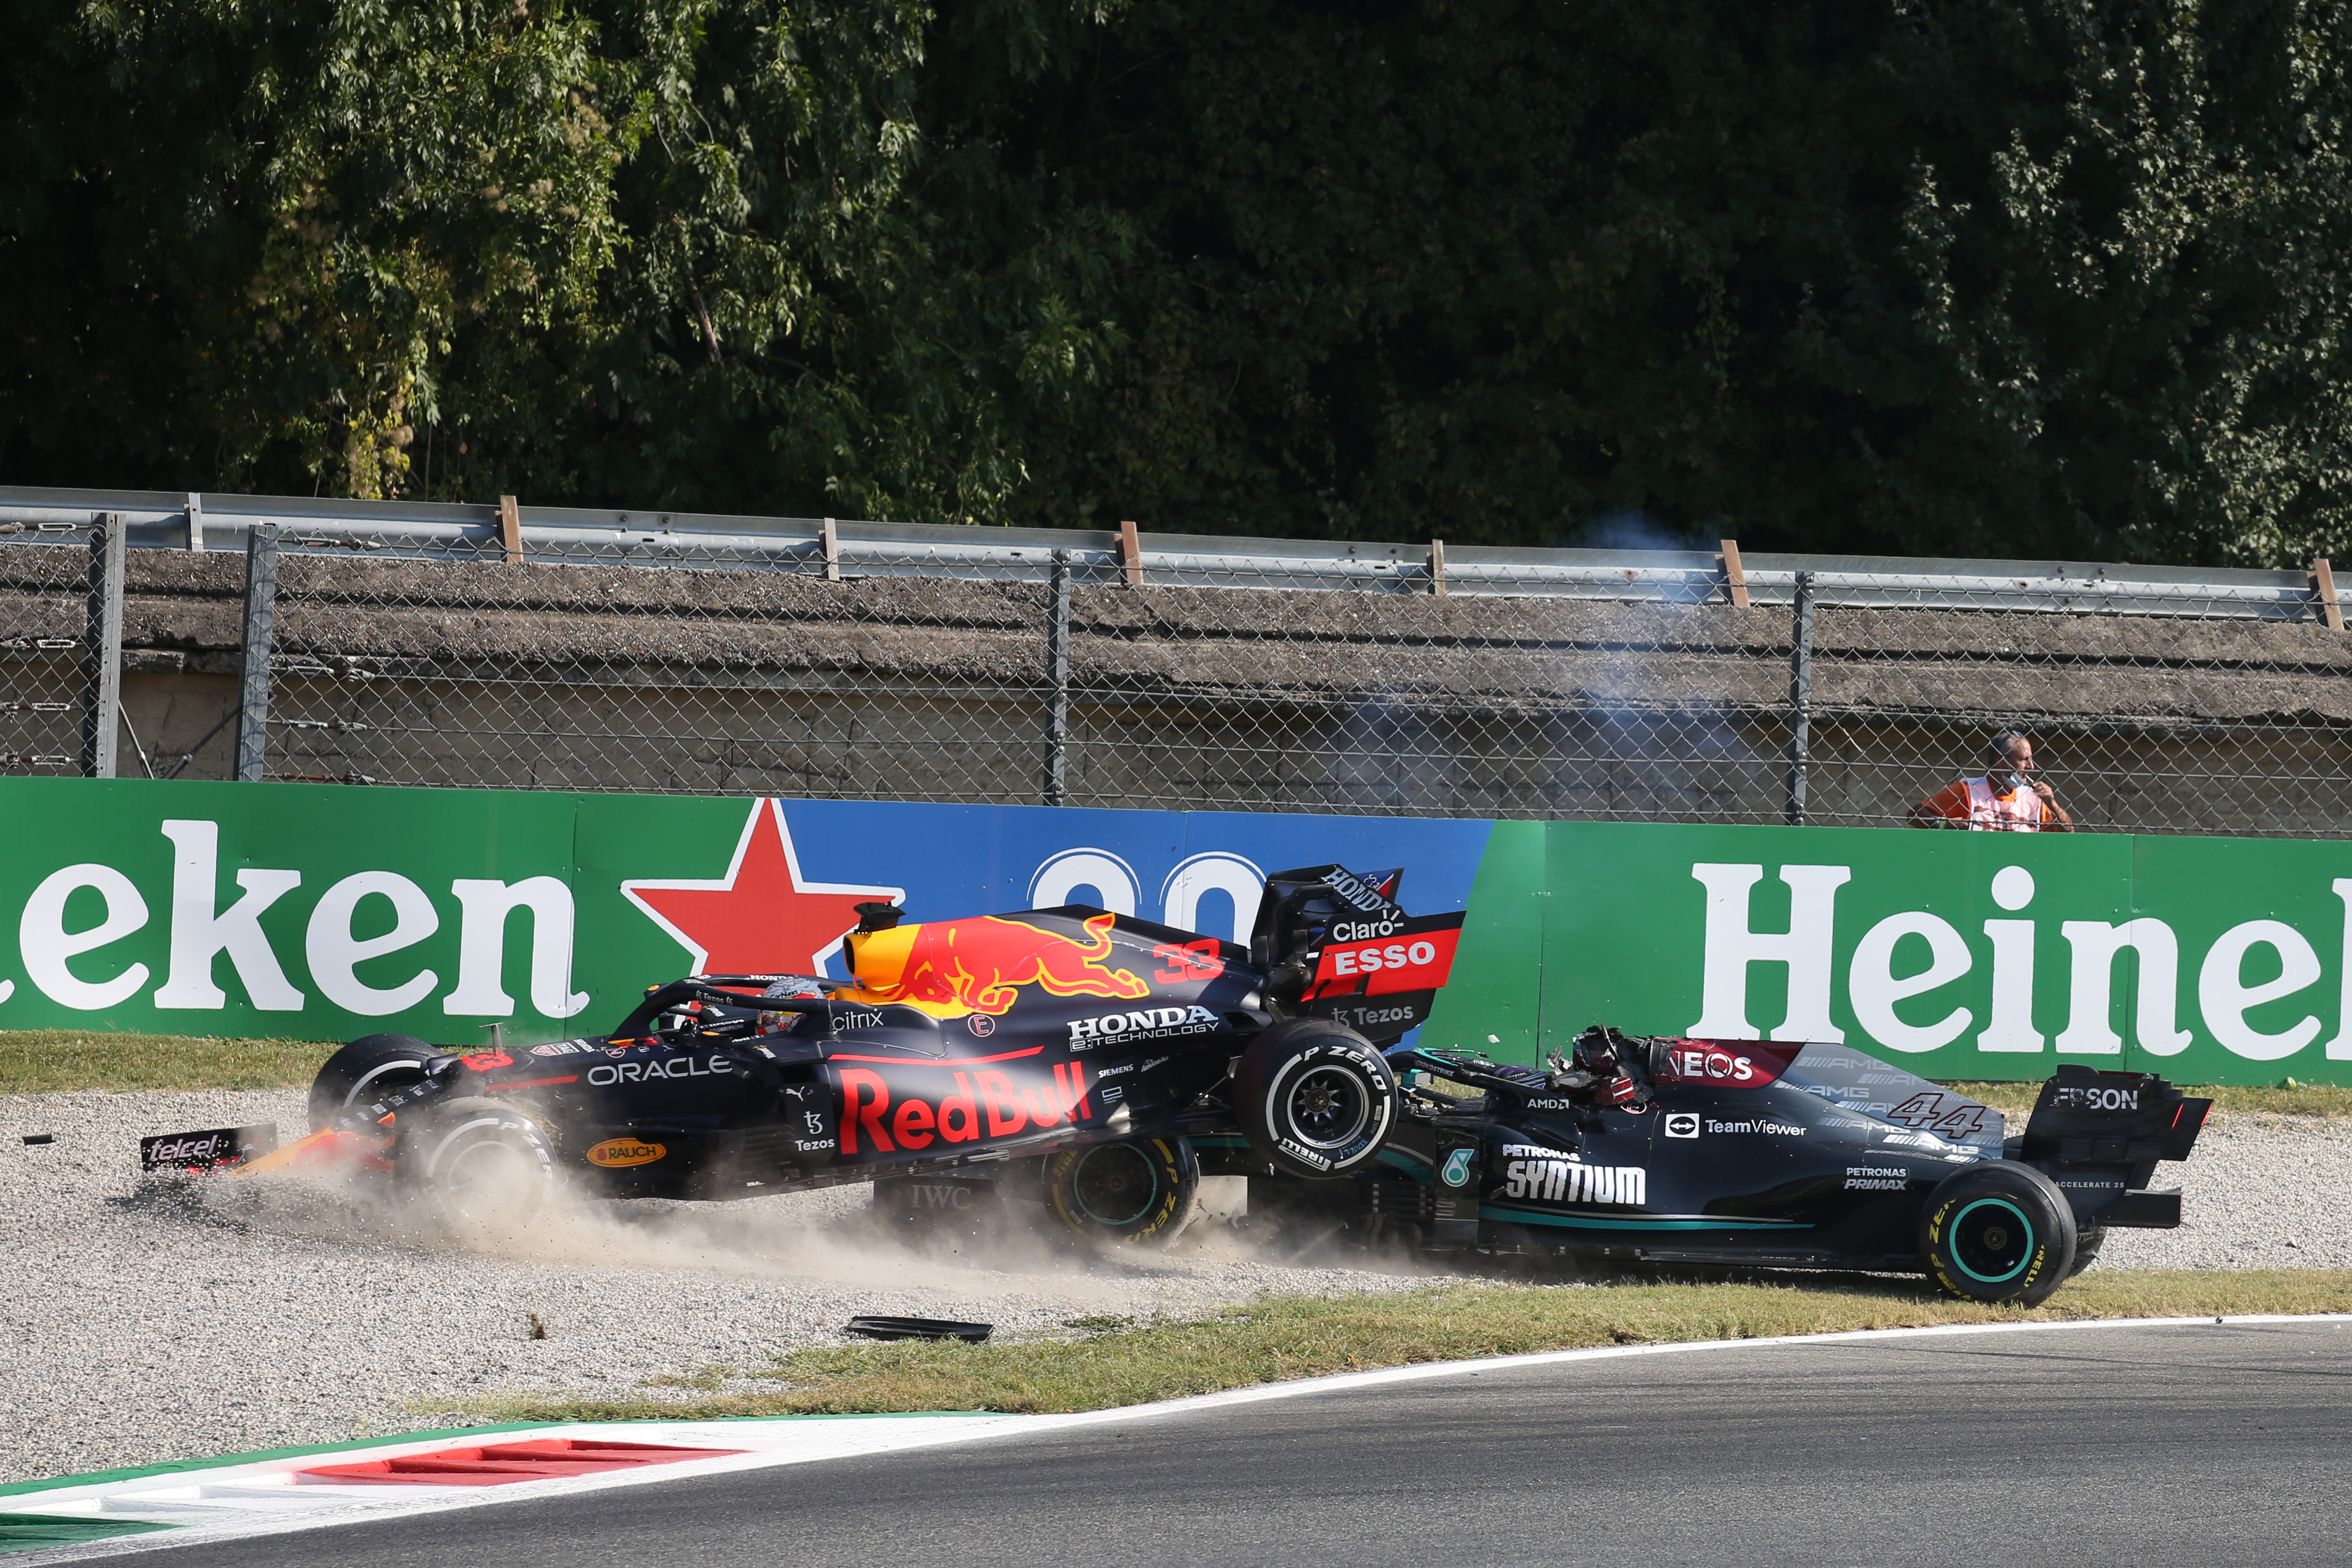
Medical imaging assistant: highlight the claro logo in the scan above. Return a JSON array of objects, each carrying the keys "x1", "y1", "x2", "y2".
[{"x1": 586, "y1": 1138, "x2": 666, "y2": 1167}]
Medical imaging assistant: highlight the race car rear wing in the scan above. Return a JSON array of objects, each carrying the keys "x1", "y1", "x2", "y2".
[
  {"x1": 1251, "y1": 865, "x2": 1464, "y2": 1044},
  {"x1": 2020, "y1": 1066, "x2": 2211, "y2": 1226},
  {"x1": 2021, "y1": 1066, "x2": 2209, "y2": 1170},
  {"x1": 1252, "y1": 864, "x2": 1409, "y2": 990}
]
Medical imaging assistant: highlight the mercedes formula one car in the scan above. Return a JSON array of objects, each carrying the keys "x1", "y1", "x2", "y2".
[
  {"x1": 1225, "y1": 1031, "x2": 2210, "y2": 1305},
  {"x1": 147, "y1": 864, "x2": 1464, "y2": 1245}
]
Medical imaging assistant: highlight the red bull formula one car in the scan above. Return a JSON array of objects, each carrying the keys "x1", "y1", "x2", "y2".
[{"x1": 164, "y1": 865, "x2": 1462, "y2": 1244}]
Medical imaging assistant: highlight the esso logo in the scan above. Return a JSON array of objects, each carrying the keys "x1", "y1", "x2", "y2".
[
  {"x1": 1306, "y1": 921, "x2": 1462, "y2": 1001},
  {"x1": 1330, "y1": 940, "x2": 1439, "y2": 977},
  {"x1": 1670, "y1": 1046, "x2": 1754, "y2": 1084}
]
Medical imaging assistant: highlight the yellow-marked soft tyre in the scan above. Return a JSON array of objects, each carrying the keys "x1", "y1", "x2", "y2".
[
  {"x1": 1044, "y1": 1137, "x2": 1197, "y2": 1244},
  {"x1": 1919, "y1": 1161, "x2": 2076, "y2": 1306},
  {"x1": 1236, "y1": 1018, "x2": 1398, "y2": 1179},
  {"x1": 396, "y1": 1099, "x2": 557, "y2": 1235}
]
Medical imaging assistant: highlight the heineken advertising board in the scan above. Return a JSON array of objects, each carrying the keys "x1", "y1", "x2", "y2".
[
  {"x1": 0, "y1": 777, "x2": 2346, "y2": 1086},
  {"x1": 1428, "y1": 819, "x2": 2352, "y2": 1087}
]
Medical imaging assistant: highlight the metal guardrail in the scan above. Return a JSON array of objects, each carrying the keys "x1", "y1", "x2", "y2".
[{"x1": 0, "y1": 484, "x2": 2331, "y2": 619}]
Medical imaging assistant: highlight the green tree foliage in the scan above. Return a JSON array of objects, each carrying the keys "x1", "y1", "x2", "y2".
[
  {"x1": 4, "y1": 0, "x2": 2352, "y2": 563},
  {"x1": 2, "y1": 0, "x2": 635, "y2": 498}
]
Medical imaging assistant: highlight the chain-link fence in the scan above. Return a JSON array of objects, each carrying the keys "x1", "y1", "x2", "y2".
[
  {"x1": 263, "y1": 537, "x2": 1061, "y2": 799},
  {"x1": 3, "y1": 487, "x2": 2348, "y2": 837},
  {"x1": 0, "y1": 517, "x2": 111, "y2": 777}
]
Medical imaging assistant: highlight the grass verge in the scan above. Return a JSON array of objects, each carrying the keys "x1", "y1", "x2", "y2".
[
  {"x1": 466, "y1": 1271, "x2": 2352, "y2": 1424},
  {"x1": 6, "y1": 1030, "x2": 2338, "y2": 1116},
  {"x1": 0, "y1": 1031, "x2": 340, "y2": 1094}
]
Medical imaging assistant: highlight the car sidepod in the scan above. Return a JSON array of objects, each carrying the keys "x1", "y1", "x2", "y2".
[
  {"x1": 1626, "y1": 1042, "x2": 1994, "y2": 1268},
  {"x1": 1369, "y1": 1040, "x2": 2006, "y2": 1271},
  {"x1": 460, "y1": 1036, "x2": 782, "y2": 1198},
  {"x1": 809, "y1": 910, "x2": 1259, "y2": 1176},
  {"x1": 1471, "y1": 1091, "x2": 1660, "y2": 1252}
]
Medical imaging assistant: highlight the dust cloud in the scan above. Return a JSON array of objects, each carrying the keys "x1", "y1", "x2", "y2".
[{"x1": 190, "y1": 1160, "x2": 1452, "y2": 1308}]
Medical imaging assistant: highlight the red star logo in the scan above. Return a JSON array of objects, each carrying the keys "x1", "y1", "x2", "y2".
[{"x1": 620, "y1": 800, "x2": 903, "y2": 977}]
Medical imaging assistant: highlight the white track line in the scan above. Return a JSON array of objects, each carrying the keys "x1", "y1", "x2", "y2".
[{"x1": 11, "y1": 1314, "x2": 2346, "y2": 1566}]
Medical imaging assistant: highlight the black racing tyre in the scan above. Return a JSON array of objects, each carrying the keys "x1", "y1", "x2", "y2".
[
  {"x1": 1235, "y1": 1018, "x2": 1398, "y2": 1179},
  {"x1": 2067, "y1": 1224, "x2": 2107, "y2": 1279},
  {"x1": 395, "y1": 1099, "x2": 557, "y2": 1234},
  {"x1": 1043, "y1": 1137, "x2": 1198, "y2": 1244},
  {"x1": 1919, "y1": 1161, "x2": 2077, "y2": 1306},
  {"x1": 308, "y1": 1034, "x2": 445, "y2": 1132}
]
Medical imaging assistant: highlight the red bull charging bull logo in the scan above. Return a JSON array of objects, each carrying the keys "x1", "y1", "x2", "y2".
[{"x1": 839, "y1": 913, "x2": 1151, "y2": 1019}]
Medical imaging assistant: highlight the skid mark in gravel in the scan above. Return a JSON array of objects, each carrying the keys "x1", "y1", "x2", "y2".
[{"x1": 0, "y1": 1090, "x2": 1443, "y2": 1487}]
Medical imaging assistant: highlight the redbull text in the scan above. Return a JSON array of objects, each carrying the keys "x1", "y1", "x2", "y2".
[{"x1": 837, "y1": 1062, "x2": 1093, "y2": 1155}]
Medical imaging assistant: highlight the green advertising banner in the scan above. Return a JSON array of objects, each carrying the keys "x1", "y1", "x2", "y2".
[
  {"x1": 0, "y1": 779, "x2": 588, "y2": 1049},
  {"x1": 0, "y1": 778, "x2": 1494, "y2": 1052},
  {"x1": 0, "y1": 776, "x2": 2344, "y2": 1087},
  {"x1": 1523, "y1": 821, "x2": 2352, "y2": 1087}
]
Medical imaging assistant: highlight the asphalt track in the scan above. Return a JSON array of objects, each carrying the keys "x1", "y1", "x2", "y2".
[{"x1": 126, "y1": 1320, "x2": 2352, "y2": 1568}]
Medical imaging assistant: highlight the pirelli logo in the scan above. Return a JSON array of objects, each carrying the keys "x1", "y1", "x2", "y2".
[{"x1": 1503, "y1": 1158, "x2": 1646, "y2": 1206}]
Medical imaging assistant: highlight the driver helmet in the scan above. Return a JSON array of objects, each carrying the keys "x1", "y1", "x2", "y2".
[
  {"x1": 1571, "y1": 1025, "x2": 1622, "y2": 1078},
  {"x1": 762, "y1": 977, "x2": 825, "y2": 1000},
  {"x1": 1572, "y1": 1025, "x2": 1639, "y2": 1106}
]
